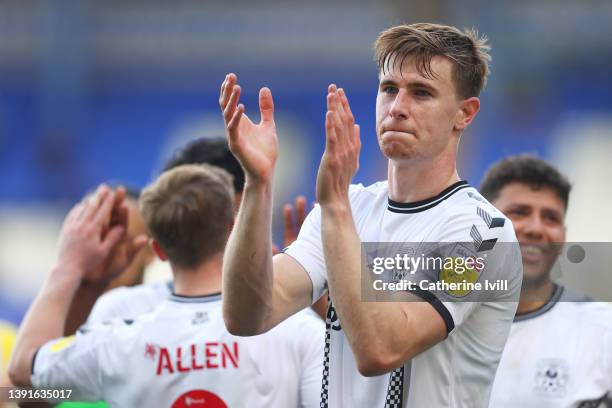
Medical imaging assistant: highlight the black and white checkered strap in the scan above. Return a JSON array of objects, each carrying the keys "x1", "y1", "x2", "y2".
[{"x1": 384, "y1": 366, "x2": 404, "y2": 407}]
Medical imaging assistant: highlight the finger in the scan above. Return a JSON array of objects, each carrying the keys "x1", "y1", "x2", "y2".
[
  {"x1": 259, "y1": 87, "x2": 274, "y2": 124},
  {"x1": 66, "y1": 202, "x2": 85, "y2": 224},
  {"x1": 219, "y1": 74, "x2": 228, "y2": 105},
  {"x1": 219, "y1": 73, "x2": 236, "y2": 110},
  {"x1": 223, "y1": 85, "x2": 242, "y2": 123},
  {"x1": 352, "y1": 124, "x2": 362, "y2": 149},
  {"x1": 126, "y1": 234, "x2": 149, "y2": 262},
  {"x1": 227, "y1": 104, "x2": 245, "y2": 136},
  {"x1": 101, "y1": 225, "x2": 125, "y2": 254},
  {"x1": 295, "y1": 196, "x2": 307, "y2": 226},
  {"x1": 327, "y1": 84, "x2": 337, "y2": 112},
  {"x1": 283, "y1": 204, "x2": 295, "y2": 243},
  {"x1": 335, "y1": 88, "x2": 347, "y2": 119},
  {"x1": 93, "y1": 189, "x2": 117, "y2": 229},
  {"x1": 325, "y1": 111, "x2": 338, "y2": 152},
  {"x1": 338, "y1": 88, "x2": 354, "y2": 124},
  {"x1": 82, "y1": 185, "x2": 109, "y2": 221}
]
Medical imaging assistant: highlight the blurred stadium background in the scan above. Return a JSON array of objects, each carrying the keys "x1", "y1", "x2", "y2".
[{"x1": 1, "y1": 0, "x2": 612, "y2": 325}]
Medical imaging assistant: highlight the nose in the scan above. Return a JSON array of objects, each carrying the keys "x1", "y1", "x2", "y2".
[
  {"x1": 389, "y1": 89, "x2": 409, "y2": 120},
  {"x1": 521, "y1": 214, "x2": 544, "y2": 241}
]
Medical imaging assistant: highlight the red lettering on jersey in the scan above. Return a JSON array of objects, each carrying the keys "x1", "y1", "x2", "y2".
[
  {"x1": 191, "y1": 344, "x2": 204, "y2": 370},
  {"x1": 205, "y1": 342, "x2": 219, "y2": 368},
  {"x1": 176, "y1": 347, "x2": 190, "y2": 373},
  {"x1": 156, "y1": 347, "x2": 174, "y2": 375},
  {"x1": 221, "y1": 342, "x2": 239, "y2": 368}
]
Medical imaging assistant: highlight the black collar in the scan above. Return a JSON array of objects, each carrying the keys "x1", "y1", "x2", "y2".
[{"x1": 387, "y1": 180, "x2": 470, "y2": 214}]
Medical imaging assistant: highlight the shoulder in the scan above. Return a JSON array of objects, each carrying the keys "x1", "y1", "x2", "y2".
[
  {"x1": 88, "y1": 281, "x2": 171, "y2": 324},
  {"x1": 348, "y1": 181, "x2": 387, "y2": 201},
  {"x1": 439, "y1": 186, "x2": 518, "y2": 244},
  {"x1": 573, "y1": 301, "x2": 612, "y2": 328}
]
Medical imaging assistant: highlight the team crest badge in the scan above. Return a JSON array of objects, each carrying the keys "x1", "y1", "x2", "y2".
[{"x1": 534, "y1": 359, "x2": 569, "y2": 397}]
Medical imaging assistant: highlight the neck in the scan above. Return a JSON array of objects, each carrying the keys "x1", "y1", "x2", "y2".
[
  {"x1": 387, "y1": 150, "x2": 460, "y2": 202},
  {"x1": 172, "y1": 253, "x2": 223, "y2": 297},
  {"x1": 516, "y1": 280, "x2": 556, "y2": 315}
]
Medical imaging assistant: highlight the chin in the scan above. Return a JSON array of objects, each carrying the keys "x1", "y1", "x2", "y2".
[{"x1": 379, "y1": 142, "x2": 419, "y2": 161}]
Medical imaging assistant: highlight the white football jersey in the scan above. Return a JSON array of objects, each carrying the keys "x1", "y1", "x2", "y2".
[
  {"x1": 489, "y1": 286, "x2": 612, "y2": 408},
  {"x1": 285, "y1": 180, "x2": 522, "y2": 408},
  {"x1": 33, "y1": 293, "x2": 324, "y2": 408}
]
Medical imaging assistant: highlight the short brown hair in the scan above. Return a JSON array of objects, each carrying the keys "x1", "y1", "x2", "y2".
[
  {"x1": 140, "y1": 164, "x2": 234, "y2": 269},
  {"x1": 374, "y1": 23, "x2": 491, "y2": 98}
]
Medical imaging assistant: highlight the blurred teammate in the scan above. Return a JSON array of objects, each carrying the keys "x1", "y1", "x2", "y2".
[
  {"x1": 87, "y1": 138, "x2": 320, "y2": 323},
  {"x1": 64, "y1": 186, "x2": 155, "y2": 335},
  {"x1": 9, "y1": 166, "x2": 323, "y2": 407},
  {"x1": 220, "y1": 23, "x2": 522, "y2": 407},
  {"x1": 482, "y1": 156, "x2": 612, "y2": 407}
]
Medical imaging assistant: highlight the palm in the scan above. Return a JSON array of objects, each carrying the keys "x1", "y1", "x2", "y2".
[
  {"x1": 232, "y1": 112, "x2": 278, "y2": 182},
  {"x1": 220, "y1": 74, "x2": 279, "y2": 183}
]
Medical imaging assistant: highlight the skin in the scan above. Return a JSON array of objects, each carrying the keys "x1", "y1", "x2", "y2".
[
  {"x1": 63, "y1": 196, "x2": 154, "y2": 335},
  {"x1": 8, "y1": 186, "x2": 147, "y2": 386},
  {"x1": 491, "y1": 182, "x2": 566, "y2": 314},
  {"x1": 219, "y1": 54, "x2": 481, "y2": 375},
  {"x1": 106, "y1": 198, "x2": 155, "y2": 290}
]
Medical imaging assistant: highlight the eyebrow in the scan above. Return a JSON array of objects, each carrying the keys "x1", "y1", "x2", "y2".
[{"x1": 379, "y1": 78, "x2": 437, "y2": 93}]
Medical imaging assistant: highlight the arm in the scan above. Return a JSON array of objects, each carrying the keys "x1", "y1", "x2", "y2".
[
  {"x1": 219, "y1": 73, "x2": 312, "y2": 335},
  {"x1": 8, "y1": 186, "x2": 145, "y2": 386},
  {"x1": 63, "y1": 187, "x2": 148, "y2": 335},
  {"x1": 316, "y1": 86, "x2": 446, "y2": 376}
]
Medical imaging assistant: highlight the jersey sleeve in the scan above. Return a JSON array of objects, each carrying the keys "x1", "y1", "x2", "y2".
[
  {"x1": 31, "y1": 326, "x2": 113, "y2": 401},
  {"x1": 283, "y1": 204, "x2": 327, "y2": 304},
  {"x1": 414, "y1": 206, "x2": 522, "y2": 333}
]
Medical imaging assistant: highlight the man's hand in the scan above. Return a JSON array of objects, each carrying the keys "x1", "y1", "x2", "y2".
[
  {"x1": 316, "y1": 85, "x2": 361, "y2": 208},
  {"x1": 56, "y1": 185, "x2": 147, "y2": 286},
  {"x1": 220, "y1": 73, "x2": 279, "y2": 184}
]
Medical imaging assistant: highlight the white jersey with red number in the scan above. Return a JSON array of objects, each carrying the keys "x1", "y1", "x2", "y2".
[
  {"x1": 489, "y1": 286, "x2": 612, "y2": 407},
  {"x1": 86, "y1": 280, "x2": 324, "y2": 408},
  {"x1": 284, "y1": 180, "x2": 523, "y2": 408},
  {"x1": 32, "y1": 293, "x2": 324, "y2": 408}
]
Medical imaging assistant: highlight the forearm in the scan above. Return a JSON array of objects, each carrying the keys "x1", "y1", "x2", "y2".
[
  {"x1": 8, "y1": 267, "x2": 81, "y2": 386},
  {"x1": 321, "y1": 204, "x2": 407, "y2": 374},
  {"x1": 222, "y1": 178, "x2": 275, "y2": 335}
]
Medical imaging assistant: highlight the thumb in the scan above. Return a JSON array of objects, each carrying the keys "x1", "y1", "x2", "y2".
[
  {"x1": 131, "y1": 234, "x2": 149, "y2": 253},
  {"x1": 125, "y1": 234, "x2": 149, "y2": 264},
  {"x1": 259, "y1": 87, "x2": 274, "y2": 124}
]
